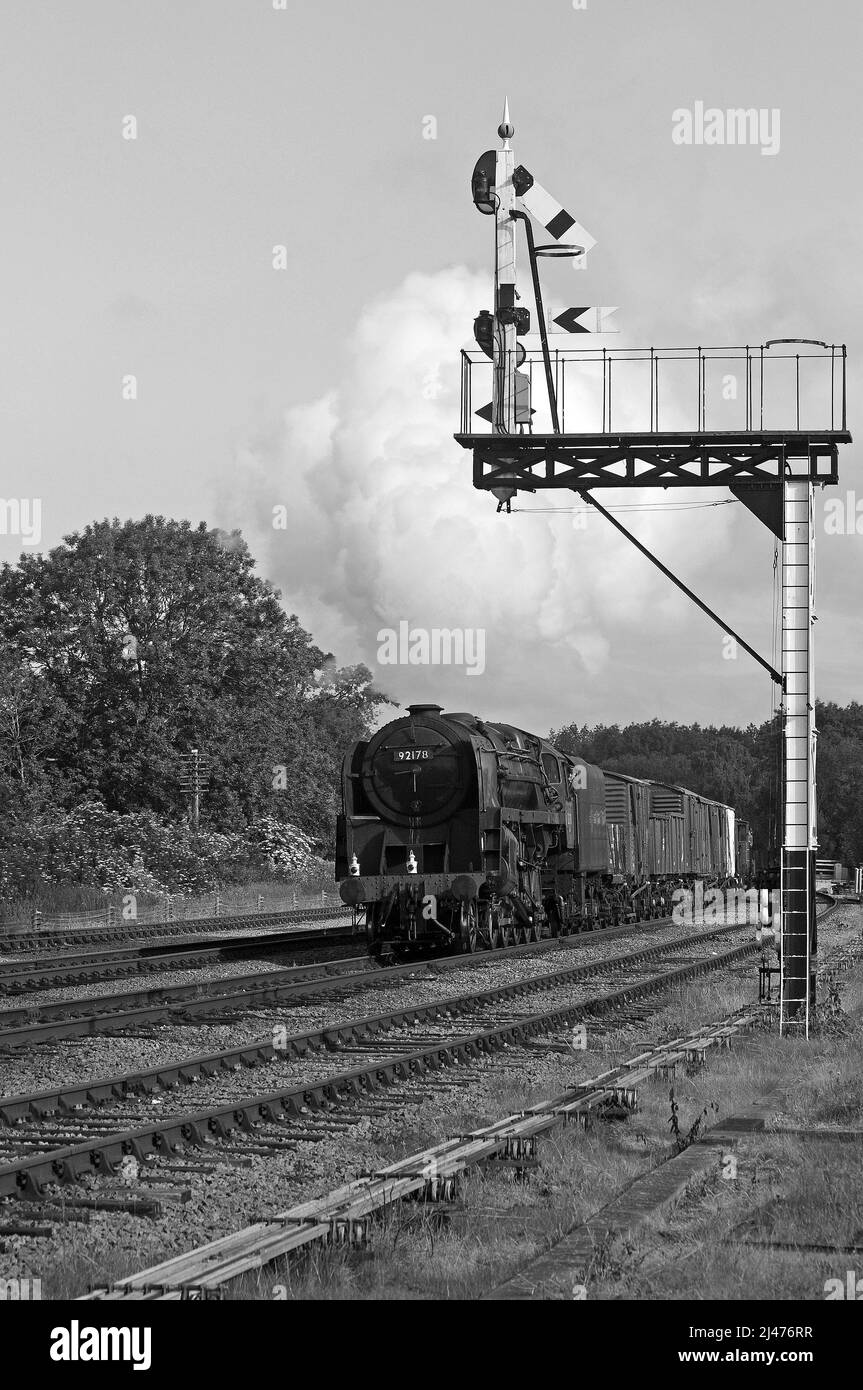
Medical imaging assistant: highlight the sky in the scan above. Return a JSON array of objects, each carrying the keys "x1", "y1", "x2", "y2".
[{"x1": 1, "y1": 0, "x2": 860, "y2": 737}]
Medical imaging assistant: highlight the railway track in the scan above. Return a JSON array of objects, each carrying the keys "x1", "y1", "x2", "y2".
[
  {"x1": 76, "y1": 899, "x2": 858, "y2": 1300},
  {"x1": 0, "y1": 925, "x2": 759, "y2": 1202},
  {"x1": 0, "y1": 915, "x2": 740, "y2": 1048},
  {"x1": 0, "y1": 904, "x2": 723, "y2": 1003},
  {"x1": 0, "y1": 924, "x2": 355, "y2": 997},
  {"x1": 83, "y1": 1006, "x2": 760, "y2": 1299},
  {"x1": 0, "y1": 902, "x2": 351, "y2": 955}
]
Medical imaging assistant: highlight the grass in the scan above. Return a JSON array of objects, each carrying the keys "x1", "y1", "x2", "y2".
[{"x1": 597, "y1": 1141, "x2": 863, "y2": 1302}]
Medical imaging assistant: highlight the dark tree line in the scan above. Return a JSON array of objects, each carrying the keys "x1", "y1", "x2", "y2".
[{"x1": 552, "y1": 703, "x2": 863, "y2": 868}]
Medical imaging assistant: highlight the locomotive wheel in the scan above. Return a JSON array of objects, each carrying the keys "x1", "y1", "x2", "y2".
[{"x1": 460, "y1": 902, "x2": 479, "y2": 953}]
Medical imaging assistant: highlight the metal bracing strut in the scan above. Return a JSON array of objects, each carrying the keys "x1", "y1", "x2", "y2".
[{"x1": 578, "y1": 491, "x2": 782, "y2": 685}]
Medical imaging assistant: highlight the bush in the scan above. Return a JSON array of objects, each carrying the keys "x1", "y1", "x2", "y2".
[
  {"x1": 247, "y1": 815, "x2": 328, "y2": 881},
  {"x1": 0, "y1": 801, "x2": 252, "y2": 899},
  {"x1": 0, "y1": 800, "x2": 340, "y2": 902}
]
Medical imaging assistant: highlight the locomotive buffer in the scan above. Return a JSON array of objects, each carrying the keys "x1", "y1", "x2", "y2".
[{"x1": 457, "y1": 105, "x2": 852, "y2": 1037}]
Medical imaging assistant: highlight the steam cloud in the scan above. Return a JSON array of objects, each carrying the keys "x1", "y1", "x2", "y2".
[{"x1": 235, "y1": 267, "x2": 740, "y2": 730}]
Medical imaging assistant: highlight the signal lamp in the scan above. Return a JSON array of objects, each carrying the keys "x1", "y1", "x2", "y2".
[
  {"x1": 474, "y1": 310, "x2": 527, "y2": 367},
  {"x1": 473, "y1": 310, "x2": 494, "y2": 358},
  {"x1": 471, "y1": 151, "x2": 497, "y2": 214}
]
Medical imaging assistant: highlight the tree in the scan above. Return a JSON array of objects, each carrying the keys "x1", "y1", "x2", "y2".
[
  {"x1": 0, "y1": 517, "x2": 390, "y2": 852},
  {"x1": 0, "y1": 650, "x2": 72, "y2": 821},
  {"x1": 814, "y1": 702, "x2": 863, "y2": 862}
]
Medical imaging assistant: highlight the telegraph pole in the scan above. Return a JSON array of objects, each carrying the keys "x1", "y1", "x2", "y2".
[{"x1": 179, "y1": 747, "x2": 210, "y2": 831}]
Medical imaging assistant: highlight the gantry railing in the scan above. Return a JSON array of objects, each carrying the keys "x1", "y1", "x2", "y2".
[{"x1": 459, "y1": 341, "x2": 847, "y2": 437}]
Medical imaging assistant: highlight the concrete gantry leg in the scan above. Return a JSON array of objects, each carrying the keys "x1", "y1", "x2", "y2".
[{"x1": 780, "y1": 478, "x2": 817, "y2": 1036}]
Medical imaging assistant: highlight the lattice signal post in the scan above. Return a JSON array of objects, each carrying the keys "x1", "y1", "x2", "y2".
[{"x1": 456, "y1": 107, "x2": 851, "y2": 1038}]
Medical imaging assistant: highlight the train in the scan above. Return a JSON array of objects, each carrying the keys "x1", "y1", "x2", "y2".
[{"x1": 337, "y1": 703, "x2": 753, "y2": 957}]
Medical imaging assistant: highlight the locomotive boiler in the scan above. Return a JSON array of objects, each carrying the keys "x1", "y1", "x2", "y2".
[{"x1": 336, "y1": 703, "x2": 749, "y2": 957}]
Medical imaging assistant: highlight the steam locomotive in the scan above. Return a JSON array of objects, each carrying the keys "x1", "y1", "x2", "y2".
[{"x1": 337, "y1": 703, "x2": 752, "y2": 957}]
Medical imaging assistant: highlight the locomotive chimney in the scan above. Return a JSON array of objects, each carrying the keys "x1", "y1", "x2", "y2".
[{"x1": 407, "y1": 703, "x2": 443, "y2": 716}]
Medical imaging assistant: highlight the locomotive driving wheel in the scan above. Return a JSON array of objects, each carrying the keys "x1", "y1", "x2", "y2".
[
  {"x1": 459, "y1": 901, "x2": 479, "y2": 953},
  {"x1": 479, "y1": 901, "x2": 499, "y2": 950}
]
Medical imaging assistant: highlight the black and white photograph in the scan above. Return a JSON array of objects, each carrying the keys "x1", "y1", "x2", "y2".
[{"x1": 0, "y1": 0, "x2": 861, "y2": 1361}]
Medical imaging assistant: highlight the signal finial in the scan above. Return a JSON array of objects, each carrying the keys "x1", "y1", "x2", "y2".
[{"x1": 498, "y1": 97, "x2": 514, "y2": 146}]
